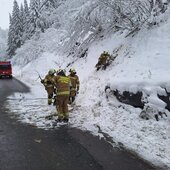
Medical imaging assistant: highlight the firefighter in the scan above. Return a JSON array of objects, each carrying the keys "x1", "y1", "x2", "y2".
[
  {"x1": 95, "y1": 51, "x2": 111, "y2": 71},
  {"x1": 68, "y1": 68, "x2": 80, "y2": 105},
  {"x1": 53, "y1": 69, "x2": 71, "y2": 122},
  {"x1": 41, "y1": 69, "x2": 56, "y2": 105}
]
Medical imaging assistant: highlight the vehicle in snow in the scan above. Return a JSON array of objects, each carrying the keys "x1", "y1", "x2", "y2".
[{"x1": 0, "y1": 61, "x2": 12, "y2": 78}]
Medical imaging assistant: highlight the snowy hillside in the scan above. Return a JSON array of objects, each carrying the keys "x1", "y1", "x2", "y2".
[{"x1": 5, "y1": 0, "x2": 170, "y2": 169}]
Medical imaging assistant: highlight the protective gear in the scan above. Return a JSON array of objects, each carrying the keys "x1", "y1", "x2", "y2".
[
  {"x1": 103, "y1": 51, "x2": 109, "y2": 55},
  {"x1": 54, "y1": 76, "x2": 70, "y2": 95},
  {"x1": 48, "y1": 69, "x2": 56, "y2": 75},
  {"x1": 56, "y1": 95, "x2": 69, "y2": 120},
  {"x1": 56, "y1": 69, "x2": 62, "y2": 74},
  {"x1": 48, "y1": 98, "x2": 53, "y2": 105},
  {"x1": 69, "y1": 68, "x2": 76, "y2": 74},
  {"x1": 53, "y1": 74, "x2": 71, "y2": 121},
  {"x1": 95, "y1": 51, "x2": 111, "y2": 71},
  {"x1": 41, "y1": 73, "x2": 56, "y2": 105},
  {"x1": 56, "y1": 69, "x2": 66, "y2": 75},
  {"x1": 68, "y1": 72, "x2": 80, "y2": 104}
]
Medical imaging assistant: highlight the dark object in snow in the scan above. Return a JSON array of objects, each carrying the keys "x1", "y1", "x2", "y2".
[
  {"x1": 140, "y1": 106, "x2": 168, "y2": 121},
  {"x1": 158, "y1": 88, "x2": 170, "y2": 112},
  {"x1": 159, "y1": 111, "x2": 167, "y2": 118},
  {"x1": 120, "y1": 91, "x2": 144, "y2": 108},
  {"x1": 155, "y1": 112, "x2": 168, "y2": 121},
  {"x1": 139, "y1": 111, "x2": 149, "y2": 120},
  {"x1": 155, "y1": 114, "x2": 159, "y2": 121},
  {"x1": 80, "y1": 48, "x2": 88, "y2": 58},
  {"x1": 113, "y1": 89, "x2": 144, "y2": 109},
  {"x1": 75, "y1": 42, "x2": 80, "y2": 46},
  {"x1": 105, "y1": 85, "x2": 168, "y2": 121}
]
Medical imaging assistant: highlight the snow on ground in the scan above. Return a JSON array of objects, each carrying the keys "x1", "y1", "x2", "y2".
[{"x1": 5, "y1": 13, "x2": 170, "y2": 170}]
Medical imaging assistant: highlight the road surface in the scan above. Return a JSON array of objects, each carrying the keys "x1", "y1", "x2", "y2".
[{"x1": 0, "y1": 78, "x2": 157, "y2": 170}]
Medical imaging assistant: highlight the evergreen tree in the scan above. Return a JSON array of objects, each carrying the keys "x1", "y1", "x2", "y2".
[
  {"x1": 12, "y1": 0, "x2": 21, "y2": 50},
  {"x1": 7, "y1": 0, "x2": 25, "y2": 58},
  {"x1": 7, "y1": 14, "x2": 15, "y2": 57},
  {"x1": 27, "y1": 0, "x2": 39, "y2": 37},
  {"x1": 22, "y1": 0, "x2": 30, "y2": 41},
  {"x1": 20, "y1": 4, "x2": 24, "y2": 45},
  {"x1": 7, "y1": 0, "x2": 62, "y2": 57}
]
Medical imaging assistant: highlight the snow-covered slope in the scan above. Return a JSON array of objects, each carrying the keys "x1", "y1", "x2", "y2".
[{"x1": 5, "y1": 1, "x2": 170, "y2": 169}]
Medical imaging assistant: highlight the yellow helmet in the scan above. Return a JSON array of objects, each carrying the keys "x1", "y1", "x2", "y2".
[
  {"x1": 56, "y1": 69, "x2": 62, "y2": 74},
  {"x1": 69, "y1": 68, "x2": 76, "y2": 73},
  {"x1": 103, "y1": 51, "x2": 108, "y2": 54},
  {"x1": 56, "y1": 69, "x2": 66, "y2": 75},
  {"x1": 48, "y1": 69, "x2": 56, "y2": 75}
]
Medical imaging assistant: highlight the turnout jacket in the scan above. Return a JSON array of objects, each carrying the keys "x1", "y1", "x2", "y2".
[
  {"x1": 68, "y1": 74, "x2": 80, "y2": 91},
  {"x1": 53, "y1": 75, "x2": 71, "y2": 96},
  {"x1": 42, "y1": 74, "x2": 55, "y2": 88}
]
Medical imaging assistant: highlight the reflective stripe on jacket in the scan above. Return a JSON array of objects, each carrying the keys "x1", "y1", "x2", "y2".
[
  {"x1": 54, "y1": 75, "x2": 71, "y2": 96},
  {"x1": 43, "y1": 74, "x2": 55, "y2": 88}
]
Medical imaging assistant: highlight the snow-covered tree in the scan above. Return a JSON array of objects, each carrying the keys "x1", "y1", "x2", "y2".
[
  {"x1": 8, "y1": 0, "x2": 169, "y2": 59},
  {"x1": 19, "y1": 4, "x2": 24, "y2": 45},
  {"x1": 12, "y1": 0, "x2": 22, "y2": 47},
  {"x1": 7, "y1": 0, "x2": 22, "y2": 57},
  {"x1": 7, "y1": 14, "x2": 14, "y2": 57},
  {"x1": 22, "y1": 0, "x2": 30, "y2": 42}
]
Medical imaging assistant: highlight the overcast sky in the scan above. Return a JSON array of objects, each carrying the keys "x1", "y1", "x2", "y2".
[{"x1": 0, "y1": 0, "x2": 30, "y2": 30}]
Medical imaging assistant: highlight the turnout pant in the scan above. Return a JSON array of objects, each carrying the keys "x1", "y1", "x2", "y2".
[
  {"x1": 46, "y1": 87, "x2": 54, "y2": 105},
  {"x1": 56, "y1": 95, "x2": 69, "y2": 119},
  {"x1": 69, "y1": 90, "x2": 76, "y2": 104}
]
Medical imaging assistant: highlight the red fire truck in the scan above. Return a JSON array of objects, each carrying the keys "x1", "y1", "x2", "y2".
[{"x1": 0, "y1": 61, "x2": 12, "y2": 78}]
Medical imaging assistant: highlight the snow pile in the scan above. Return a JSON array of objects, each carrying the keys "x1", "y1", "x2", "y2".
[{"x1": 5, "y1": 2, "x2": 170, "y2": 170}]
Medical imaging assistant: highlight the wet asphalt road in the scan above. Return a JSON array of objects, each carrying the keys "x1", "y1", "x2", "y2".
[{"x1": 0, "y1": 78, "x2": 157, "y2": 170}]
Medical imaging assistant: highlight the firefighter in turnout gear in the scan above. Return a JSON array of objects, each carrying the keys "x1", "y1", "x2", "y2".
[
  {"x1": 41, "y1": 69, "x2": 56, "y2": 105},
  {"x1": 68, "y1": 68, "x2": 80, "y2": 105},
  {"x1": 95, "y1": 51, "x2": 111, "y2": 71},
  {"x1": 53, "y1": 69, "x2": 71, "y2": 122}
]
